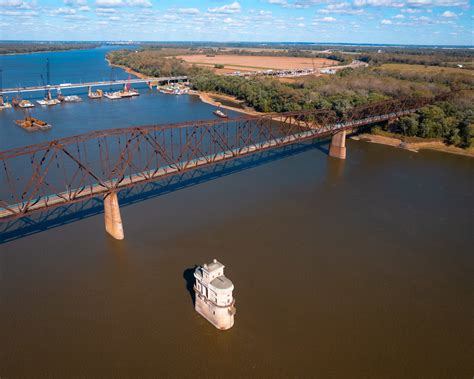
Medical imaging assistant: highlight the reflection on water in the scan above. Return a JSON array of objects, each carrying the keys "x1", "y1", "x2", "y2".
[
  {"x1": 0, "y1": 141, "x2": 320, "y2": 243},
  {"x1": 0, "y1": 138, "x2": 472, "y2": 378}
]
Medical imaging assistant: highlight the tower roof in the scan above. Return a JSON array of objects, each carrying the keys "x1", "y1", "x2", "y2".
[{"x1": 203, "y1": 259, "x2": 224, "y2": 273}]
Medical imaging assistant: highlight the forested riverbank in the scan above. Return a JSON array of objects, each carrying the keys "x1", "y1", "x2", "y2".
[
  {"x1": 0, "y1": 42, "x2": 99, "y2": 55},
  {"x1": 107, "y1": 47, "x2": 474, "y2": 151}
]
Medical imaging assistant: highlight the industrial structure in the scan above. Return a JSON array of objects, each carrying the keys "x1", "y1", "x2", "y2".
[{"x1": 0, "y1": 76, "x2": 188, "y2": 95}]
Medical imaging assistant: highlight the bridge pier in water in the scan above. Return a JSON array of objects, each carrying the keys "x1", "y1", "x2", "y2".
[
  {"x1": 329, "y1": 130, "x2": 347, "y2": 160},
  {"x1": 104, "y1": 192, "x2": 124, "y2": 240}
]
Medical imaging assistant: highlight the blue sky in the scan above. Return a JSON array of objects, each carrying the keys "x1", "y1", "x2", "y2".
[{"x1": 0, "y1": 0, "x2": 472, "y2": 45}]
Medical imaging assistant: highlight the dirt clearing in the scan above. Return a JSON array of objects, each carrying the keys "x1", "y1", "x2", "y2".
[{"x1": 177, "y1": 54, "x2": 337, "y2": 73}]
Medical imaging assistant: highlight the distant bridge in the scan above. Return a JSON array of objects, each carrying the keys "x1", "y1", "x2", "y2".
[
  {"x1": 0, "y1": 76, "x2": 188, "y2": 95},
  {"x1": 0, "y1": 94, "x2": 441, "y2": 240}
]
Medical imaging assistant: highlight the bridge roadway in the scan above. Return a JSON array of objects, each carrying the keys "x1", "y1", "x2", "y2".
[
  {"x1": 0, "y1": 76, "x2": 188, "y2": 95},
  {"x1": 0, "y1": 109, "x2": 414, "y2": 221}
]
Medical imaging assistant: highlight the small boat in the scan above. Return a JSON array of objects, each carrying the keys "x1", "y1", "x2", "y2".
[
  {"x1": 38, "y1": 89, "x2": 60, "y2": 106},
  {"x1": 0, "y1": 95, "x2": 12, "y2": 109},
  {"x1": 18, "y1": 100, "x2": 35, "y2": 108},
  {"x1": 56, "y1": 88, "x2": 80, "y2": 102},
  {"x1": 104, "y1": 92, "x2": 122, "y2": 100},
  {"x1": 118, "y1": 90, "x2": 134, "y2": 98},
  {"x1": 88, "y1": 86, "x2": 103, "y2": 99},
  {"x1": 159, "y1": 84, "x2": 187, "y2": 95},
  {"x1": 63, "y1": 95, "x2": 82, "y2": 102},
  {"x1": 37, "y1": 98, "x2": 61, "y2": 106},
  {"x1": 213, "y1": 109, "x2": 228, "y2": 118},
  {"x1": 118, "y1": 83, "x2": 139, "y2": 98},
  {"x1": 15, "y1": 117, "x2": 51, "y2": 131},
  {"x1": 11, "y1": 93, "x2": 34, "y2": 108}
]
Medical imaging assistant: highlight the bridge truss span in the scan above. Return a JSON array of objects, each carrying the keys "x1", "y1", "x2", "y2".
[{"x1": 0, "y1": 95, "x2": 435, "y2": 223}]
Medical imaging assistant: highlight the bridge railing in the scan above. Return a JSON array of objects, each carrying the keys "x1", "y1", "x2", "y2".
[{"x1": 0, "y1": 95, "x2": 436, "y2": 220}]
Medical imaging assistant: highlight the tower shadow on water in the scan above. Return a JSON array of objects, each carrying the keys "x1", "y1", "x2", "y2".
[{"x1": 183, "y1": 267, "x2": 198, "y2": 306}]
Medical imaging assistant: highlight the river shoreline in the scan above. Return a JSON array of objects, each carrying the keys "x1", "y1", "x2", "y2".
[
  {"x1": 0, "y1": 46, "x2": 99, "y2": 57},
  {"x1": 106, "y1": 61, "x2": 473, "y2": 158},
  {"x1": 352, "y1": 133, "x2": 474, "y2": 157},
  {"x1": 190, "y1": 91, "x2": 262, "y2": 116},
  {"x1": 108, "y1": 60, "x2": 259, "y2": 116},
  {"x1": 106, "y1": 59, "x2": 151, "y2": 80}
]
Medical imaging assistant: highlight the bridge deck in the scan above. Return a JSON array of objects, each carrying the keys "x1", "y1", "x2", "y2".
[
  {"x1": 0, "y1": 76, "x2": 188, "y2": 94},
  {"x1": 0, "y1": 110, "x2": 414, "y2": 221}
]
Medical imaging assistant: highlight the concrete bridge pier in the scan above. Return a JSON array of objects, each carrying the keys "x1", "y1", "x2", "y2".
[
  {"x1": 329, "y1": 130, "x2": 347, "y2": 160},
  {"x1": 104, "y1": 192, "x2": 124, "y2": 240}
]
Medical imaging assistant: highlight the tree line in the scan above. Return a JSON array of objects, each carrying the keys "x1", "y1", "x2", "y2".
[
  {"x1": 0, "y1": 43, "x2": 99, "y2": 55},
  {"x1": 108, "y1": 49, "x2": 474, "y2": 148}
]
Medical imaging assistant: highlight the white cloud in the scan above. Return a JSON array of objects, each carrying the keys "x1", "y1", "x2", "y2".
[
  {"x1": 316, "y1": 16, "x2": 336, "y2": 22},
  {"x1": 0, "y1": 9, "x2": 37, "y2": 16},
  {"x1": 208, "y1": 2, "x2": 241, "y2": 14},
  {"x1": 354, "y1": 0, "x2": 404, "y2": 7},
  {"x1": 326, "y1": 2, "x2": 351, "y2": 10},
  {"x1": 406, "y1": 0, "x2": 468, "y2": 6},
  {"x1": 441, "y1": 10, "x2": 456, "y2": 17},
  {"x1": 0, "y1": 0, "x2": 32, "y2": 8},
  {"x1": 393, "y1": 13, "x2": 404, "y2": 18},
  {"x1": 52, "y1": 7, "x2": 77, "y2": 14},
  {"x1": 64, "y1": 0, "x2": 87, "y2": 6},
  {"x1": 162, "y1": 14, "x2": 177, "y2": 21},
  {"x1": 177, "y1": 8, "x2": 199, "y2": 15},
  {"x1": 78, "y1": 5, "x2": 90, "y2": 10},
  {"x1": 94, "y1": 0, "x2": 151, "y2": 7},
  {"x1": 96, "y1": 7, "x2": 116, "y2": 12},
  {"x1": 381, "y1": 19, "x2": 392, "y2": 24},
  {"x1": 0, "y1": 0, "x2": 22, "y2": 6},
  {"x1": 319, "y1": 2, "x2": 364, "y2": 14},
  {"x1": 127, "y1": 0, "x2": 151, "y2": 7},
  {"x1": 95, "y1": 0, "x2": 123, "y2": 7}
]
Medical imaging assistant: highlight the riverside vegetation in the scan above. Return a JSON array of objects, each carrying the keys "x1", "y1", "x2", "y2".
[
  {"x1": 0, "y1": 42, "x2": 99, "y2": 55},
  {"x1": 108, "y1": 47, "x2": 474, "y2": 150}
]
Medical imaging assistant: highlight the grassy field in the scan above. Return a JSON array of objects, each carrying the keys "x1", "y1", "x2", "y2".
[{"x1": 378, "y1": 63, "x2": 473, "y2": 76}]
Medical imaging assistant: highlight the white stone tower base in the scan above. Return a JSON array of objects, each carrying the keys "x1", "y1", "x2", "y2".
[{"x1": 195, "y1": 294, "x2": 235, "y2": 330}]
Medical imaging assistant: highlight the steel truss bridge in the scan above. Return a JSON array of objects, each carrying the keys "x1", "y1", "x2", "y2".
[{"x1": 0, "y1": 95, "x2": 440, "y2": 224}]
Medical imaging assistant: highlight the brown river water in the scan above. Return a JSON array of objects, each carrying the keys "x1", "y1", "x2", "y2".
[
  {"x1": 0, "y1": 47, "x2": 473, "y2": 378},
  {"x1": 1, "y1": 138, "x2": 473, "y2": 378}
]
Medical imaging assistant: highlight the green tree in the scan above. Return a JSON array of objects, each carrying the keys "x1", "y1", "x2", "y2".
[{"x1": 397, "y1": 115, "x2": 419, "y2": 136}]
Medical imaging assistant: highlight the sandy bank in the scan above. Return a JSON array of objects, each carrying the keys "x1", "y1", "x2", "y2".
[
  {"x1": 190, "y1": 91, "x2": 262, "y2": 116},
  {"x1": 353, "y1": 133, "x2": 474, "y2": 158}
]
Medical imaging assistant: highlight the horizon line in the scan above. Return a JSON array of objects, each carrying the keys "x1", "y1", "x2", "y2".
[{"x1": 0, "y1": 40, "x2": 473, "y2": 49}]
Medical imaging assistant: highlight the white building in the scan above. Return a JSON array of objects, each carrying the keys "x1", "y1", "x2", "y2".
[
  {"x1": 194, "y1": 259, "x2": 236, "y2": 330},
  {"x1": 321, "y1": 68, "x2": 336, "y2": 75}
]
